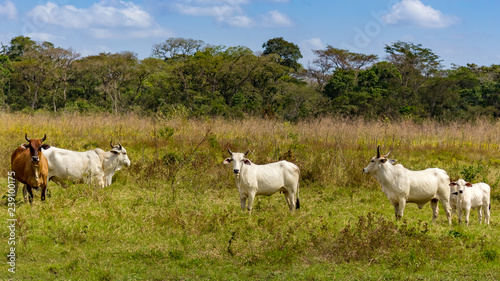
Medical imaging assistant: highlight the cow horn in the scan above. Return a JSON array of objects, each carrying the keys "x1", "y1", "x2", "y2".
[
  {"x1": 110, "y1": 141, "x2": 114, "y2": 148},
  {"x1": 227, "y1": 149, "x2": 232, "y2": 155},
  {"x1": 244, "y1": 150, "x2": 249, "y2": 157},
  {"x1": 118, "y1": 142, "x2": 122, "y2": 150},
  {"x1": 41, "y1": 134, "x2": 46, "y2": 142},
  {"x1": 25, "y1": 134, "x2": 30, "y2": 142},
  {"x1": 377, "y1": 146, "x2": 381, "y2": 158},
  {"x1": 385, "y1": 148, "x2": 392, "y2": 157}
]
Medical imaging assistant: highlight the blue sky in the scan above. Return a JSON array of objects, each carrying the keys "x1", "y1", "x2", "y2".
[{"x1": 0, "y1": 0, "x2": 499, "y2": 68}]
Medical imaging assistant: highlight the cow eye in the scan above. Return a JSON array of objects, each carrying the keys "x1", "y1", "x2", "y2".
[{"x1": 371, "y1": 160, "x2": 374, "y2": 163}]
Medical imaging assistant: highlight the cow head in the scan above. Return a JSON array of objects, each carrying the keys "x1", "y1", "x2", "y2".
[
  {"x1": 110, "y1": 141, "x2": 131, "y2": 168},
  {"x1": 21, "y1": 134, "x2": 50, "y2": 164},
  {"x1": 449, "y1": 179, "x2": 472, "y2": 195},
  {"x1": 363, "y1": 146, "x2": 396, "y2": 174},
  {"x1": 223, "y1": 149, "x2": 251, "y2": 176}
]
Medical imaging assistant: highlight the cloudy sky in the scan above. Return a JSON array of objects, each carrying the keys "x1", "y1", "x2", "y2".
[{"x1": 0, "y1": 0, "x2": 499, "y2": 68}]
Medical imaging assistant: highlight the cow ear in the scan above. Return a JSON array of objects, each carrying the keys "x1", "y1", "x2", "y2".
[
  {"x1": 110, "y1": 150, "x2": 119, "y2": 155},
  {"x1": 223, "y1": 158, "x2": 232, "y2": 164},
  {"x1": 243, "y1": 159, "x2": 251, "y2": 165},
  {"x1": 388, "y1": 159, "x2": 397, "y2": 164},
  {"x1": 449, "y1": 182, "x2": 457, "y2": 186},
  {"x1": 21, "y1": 144, "x2": 29, "y2": 149},
  {"x1": 380, "y1": 158, "x2": 387, "y2": 164},
  {"x1": 42, "y1": 144, "x2": 51, "y2": 150},
  {"x1": 466, "y1": 182, "x2": 472, "y2": 187}
]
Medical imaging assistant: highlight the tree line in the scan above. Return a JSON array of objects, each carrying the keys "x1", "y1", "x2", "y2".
[{"x1": 1, "y1": 35, "x2": 499, "y2": 121}]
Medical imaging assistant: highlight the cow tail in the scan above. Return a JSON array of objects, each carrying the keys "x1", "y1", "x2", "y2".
[{"x1": 296, "y1": 181, "x2": 300, "y2": 210}]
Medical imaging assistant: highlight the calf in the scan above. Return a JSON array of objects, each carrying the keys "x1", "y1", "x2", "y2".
[
  {"x1": 363, "y1": 146, "x2": 452, "y2": 224},
  {"x1": 11, "y1": 134, "x2": 50, "y2": 203},
  {"x1": 449, "y1": 179, "x2": 490, "y2": 226},
  {"x1": 223, "y1": 149, "x2": 300, "y2": 212}
]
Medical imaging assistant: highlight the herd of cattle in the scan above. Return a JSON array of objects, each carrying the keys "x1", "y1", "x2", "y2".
[
  {"x1": 10, "y1": 134, "x2": 130, "y2": 203},
  {"x1": 10, "y1": 135, "x2": 491, "y2": 226}
]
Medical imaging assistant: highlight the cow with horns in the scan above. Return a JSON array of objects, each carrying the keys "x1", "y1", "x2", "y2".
[
  {"x1": 43, "y1": 141, "x2": 131, "y2": 188},
  {"x1": 363, "y1": 146, "x2": 452, "y2": 224},
  {"x1": 11, "y1": 134, "x2": 51, "y2": 203},
  {"x1": 93, "y1": 141, "x2": 131, "y2": 187},
  {"x1": 223, "y1": 149, "x2": 300, "y2": 212}
]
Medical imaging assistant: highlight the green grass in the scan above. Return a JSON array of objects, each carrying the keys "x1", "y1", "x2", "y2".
[{"x1": 1, "y1": 112, "x2": 500, "y2": 280}]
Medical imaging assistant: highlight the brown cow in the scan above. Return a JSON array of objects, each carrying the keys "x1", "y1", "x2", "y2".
[{"x1": 11, "y1": 134, "x2": 51, "y2": 203}]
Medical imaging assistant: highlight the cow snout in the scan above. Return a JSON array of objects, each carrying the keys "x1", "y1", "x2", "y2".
[
  {"x1": 31, "y1": 156, "x2": 40, "y2": 162},
  {"x1": 233, "y1": 169, "x2": 240, "y2": 175}
]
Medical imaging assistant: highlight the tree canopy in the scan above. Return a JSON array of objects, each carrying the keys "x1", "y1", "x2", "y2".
[{"x1": 1, "y1": 35, "x2": 500, "y2": 121}]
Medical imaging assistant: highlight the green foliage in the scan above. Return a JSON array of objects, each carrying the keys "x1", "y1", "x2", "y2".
[
  {"x1": 460, "y1": 165, "x2": 484, "y2": 182},
  {"x1": 262, "y1": 37, "x2": 303, "y2": 71},
  {"x1": 3, "y1": 36, "x2": 500, "y2": 121}
]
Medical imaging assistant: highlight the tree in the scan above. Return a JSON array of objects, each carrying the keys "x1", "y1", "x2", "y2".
[
  {"x1": 262, "y1": 37, "x2": 303, "y2": 71},
  {"x1": 384, "y1": 41, "x2": 442, "y2": 88},
  {"x1": 5, "y1": 36, "x2": 37, "y2": 61},
  {"x1": 308, "y1": 46, "x2": 378, "y2": 89},
  {"x1": 78, "y1": 52, "x2": 139, "y2": 113},
  {"x1": 11, "y1": 41, "x2": 61, "y2": 109},
  {"x1": 152, "y1": 37, "x2": 205, "y2": 61},
  {"x1": 0, "y1": 54, "x2": 13, "y2": 106}
]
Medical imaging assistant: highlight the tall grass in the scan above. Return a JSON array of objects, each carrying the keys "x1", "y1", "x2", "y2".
[{"x1": 1, "y1": 112, "x2": 499, "y2": 280}]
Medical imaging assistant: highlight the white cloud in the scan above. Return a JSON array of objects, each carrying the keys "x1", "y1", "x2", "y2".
[
  {"x1": 0, "y1": 0, "x2": 17, "y2": 20},
  {"x1": 27, "y1": 1, "x2": 154, "y2": 29},
  {"x1": 261, "y1": 10, "x2": 292, "y2": 27},
  {"x1": 382, "y1": 0, "x2": 460, "y2": 28},
  {"x1": 26, "y1": 32, "x2": 60, "y2": 42},
  {"x1": 171, "y1": 0, "x2": 293, "y2": 28},
  {"x1": 303, "y1": 38, "x2": 324, "y2": 50}
]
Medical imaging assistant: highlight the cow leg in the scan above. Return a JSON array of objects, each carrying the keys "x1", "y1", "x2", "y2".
[
  {"x1": 41, "y1": 185, "x2": 47, "y2": 201},
  {"x1": 21, "y1": 184, "x2": 29, "y2": 203},
  {"x1": 26, "y1": 185, "x2": 34, "y2": 204},
  {"x1": 477, "y1": 206, "x2": 483, "y2": 224},
  {"x1": 441, "y1": 199, "x2": 452, "y2": 225},
  {"x1": 465, "y1": 207, "x2": 471, "y2": 226},
  {"x1": 392, "y1": 199, "x2": 405, "y2": 220},
  {"x1": 240, "y1": 197, "x2": 247, "y2": 211},
  {"x1": 430, "y1": 199, "x2": 439, "y2": 224},
  {"x1": 392, "y1": 202, "x2": 400, "y2": 219},
  {"x1": 282, "y1": 190, "x2": 294, "y2": 211},
  {"x1": 286, "y1": 192, "x2": 296, "y2": 211},
  {"x1": 484, "y1": 205, "x2": 490, "y2": 225},
  {"x1": 51, "y1": 177, "x2": 68, "y2": 188},
  {"x1": 246, "y1": 193, "x2": 256, "y2": 213}
]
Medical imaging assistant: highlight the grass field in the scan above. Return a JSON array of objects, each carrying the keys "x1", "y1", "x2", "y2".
[{"x1": 1, "y1": 112, "x2": 500, "y2": 280}]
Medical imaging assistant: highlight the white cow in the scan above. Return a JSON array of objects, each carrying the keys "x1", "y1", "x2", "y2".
[
  {"x1": 363, "y1": 146, "x2": 452, "y2": 224},
  {"x1": 93, "y1": 142, "x2": 131, "y2": 187},
  {"x1": 449, "y1": 183, "x2": 460, "y2": 219},
  {"x1": 223, "y1": 149, "x2": 300, "y2": 212},
  {"x1": 43, "y1": 141, "x2": 131, "y2": 188},
  {"x1": 449, "y1": 179, "x2": 490, "y2": 226}
]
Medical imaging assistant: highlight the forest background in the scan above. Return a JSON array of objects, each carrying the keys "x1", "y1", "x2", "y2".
[{"x1": 1, "y1": 35, "x2": 499, "y2": 121}]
